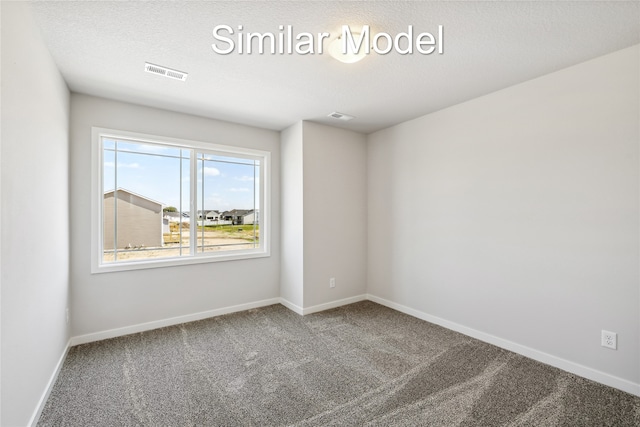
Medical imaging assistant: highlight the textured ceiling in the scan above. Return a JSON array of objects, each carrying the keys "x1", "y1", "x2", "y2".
[{"x1": 30, "y1": 1, "x2": 640, "y2": 134}]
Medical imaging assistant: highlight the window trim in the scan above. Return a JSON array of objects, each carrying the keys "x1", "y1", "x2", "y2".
[{"x1": 91, "y1": 127, "x2": 271, "y2": 274}]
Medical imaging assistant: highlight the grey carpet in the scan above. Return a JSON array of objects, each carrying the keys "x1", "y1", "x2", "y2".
[{"x1": 38, "y1": 301, "x2": 640, "y2": 426}]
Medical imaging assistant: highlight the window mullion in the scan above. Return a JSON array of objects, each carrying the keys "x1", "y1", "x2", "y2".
[
  {"x1": 179, "y1": 150, "x2": 183, "y2": 256},
  {"x1": 113, "y1": 140, "x2": 118, "y2": 261},
  {"x1": 200, "y1": 156, "x2": 205, "y2": 252},
  {"x1": 253, "y1": 160, "x2": 257, "y2": 248},
  {"x1": 190, "y1": 149, "x2": 197, "y2": 256}
]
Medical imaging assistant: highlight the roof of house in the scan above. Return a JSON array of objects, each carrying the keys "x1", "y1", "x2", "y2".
[
  {"x1": 222, "y1": 209, "x2": 254, "y2": 217},
  {"x1": 104, "y1": 188, "x2": 163, "y2": 207}
]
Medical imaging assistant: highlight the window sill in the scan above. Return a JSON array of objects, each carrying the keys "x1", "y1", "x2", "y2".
[{"x1": 91, "y1": 249, "x2": 270, "y2": 274}]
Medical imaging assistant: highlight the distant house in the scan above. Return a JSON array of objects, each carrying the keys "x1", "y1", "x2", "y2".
[
  {"x1": 205, "y1": 210, "x2": 220, "y2": 221},
  {"x1": 221, "y1": 209, "x2": 257, "y2": 225},
  {"x1": 104, "y1": 189, "x2": 163, "y2": 249},
  {"x1": 197, "y1": 210, "x2": 223, "y2": 221}
]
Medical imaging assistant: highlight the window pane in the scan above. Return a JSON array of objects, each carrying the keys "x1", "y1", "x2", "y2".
[
  {"x1": 197, "y1": 154, "x2": 259, "y2": 253},
  {"x1": 102, "y1": 139, "x2": 189, "y2": 263}
]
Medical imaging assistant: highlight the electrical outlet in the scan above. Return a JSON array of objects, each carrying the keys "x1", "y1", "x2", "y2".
[
  {"x1": 329, "y1": 277, "x2": 336, "y2": 288},
  {"x1": 601, "y1": 330, "x2": 617, "y2": 350}
]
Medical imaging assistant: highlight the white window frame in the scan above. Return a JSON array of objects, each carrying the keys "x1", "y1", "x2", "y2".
[{"x1": 91, "y1": 127, "x2": 271, "y2": 273}]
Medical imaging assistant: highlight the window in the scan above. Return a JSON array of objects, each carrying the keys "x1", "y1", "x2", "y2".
[{"x1": 92, "y1": 128, "x2": 270, "y2": 273}]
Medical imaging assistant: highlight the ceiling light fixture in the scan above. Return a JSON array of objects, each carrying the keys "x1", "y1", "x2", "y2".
[
  {"x1": 328, "y1": 112, "x2": 355, "y2": 121},
  {"x1": 144, "y1": 62, "x2": 188, "y2": 81},
  {"x1": 327, "y1": 33, "x2": 367, "y2": 64}
]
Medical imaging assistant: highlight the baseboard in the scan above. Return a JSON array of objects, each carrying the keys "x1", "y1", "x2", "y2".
[
  {"x1": 278, "y1": 295, "x2": 367, "y2": 315},
  {"x1": 28, "y1": 339, "x2": 71, "y2": 427},
  {"x1": 70, "y1": 297, "x2": 281, "y2": 346},
  {"x1": 68, "y1": 292, "x2": 367, "y2": 343},
  {"x1": 30, "y1": 293, "x2": 639, "y2": 427},
  {"x1": 279, "y1": 297, "x2": 304, "y2": 315},
  {"x1": 58, "y1": 292, "x2": 640, "y2": 405},
  {"x1": 69, "y1": 294, "x2": 369, "y2": 346},
  {"x1": 300, "y1": 295, "x2": 368, "y2": 315},
  {"x1": 367, "y1": 294, "x2": 640, "y2": 397}
]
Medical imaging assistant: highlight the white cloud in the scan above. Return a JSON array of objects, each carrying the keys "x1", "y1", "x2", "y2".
[
  {"x1": 202, "y1": 167, "x2": 221, "y2": 177},
  {"x1": 235, "y1": 176, "x2": 255, "y2": 182},
  {"x1": 229, "y1": 188, "x2": 249, "y2": 192}
]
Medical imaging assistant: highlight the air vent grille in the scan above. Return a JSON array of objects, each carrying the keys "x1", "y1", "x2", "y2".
[{"x1": 144, "y1": 63, "x2": 188, "y2": 81}]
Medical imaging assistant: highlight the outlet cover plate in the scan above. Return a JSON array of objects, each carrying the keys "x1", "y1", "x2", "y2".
[{"x1": 601, "y1": 330, "x2": 617, "y2": 350}]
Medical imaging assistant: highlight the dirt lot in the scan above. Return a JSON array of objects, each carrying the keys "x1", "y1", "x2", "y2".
[{"x1": 103, "y1": 228, "x2": 258, "y2": 262}]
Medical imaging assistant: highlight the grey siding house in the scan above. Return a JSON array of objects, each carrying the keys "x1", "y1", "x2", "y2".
[{"x1": 103, "y1": 189, "x2": 163, "y2": 249}]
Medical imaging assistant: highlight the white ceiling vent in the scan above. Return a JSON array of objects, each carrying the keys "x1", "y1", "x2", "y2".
[
  {"x1": 328, "y1": 112, "x2": 355, "y2": 121},
  {"x1": 144, "y1": 62, "x2": 188, "y2": 81}
]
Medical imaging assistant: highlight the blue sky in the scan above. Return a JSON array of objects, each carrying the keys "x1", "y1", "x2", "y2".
[{"x1": 103, "y1": 139, "x2": 258, "y2": 212}]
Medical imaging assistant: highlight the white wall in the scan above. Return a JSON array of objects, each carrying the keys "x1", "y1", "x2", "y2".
[
  {"x1": 302, "y1": 122, "x2": 367, "y2": 307},
  {"x1": 70, "y1": 94, "x2": 280, "y2": 337},
  {"x1": 280, "y1": 122, "x2": 304, "y2": 308},
  {"x1": 368, "y1": 45, "x2": 640, "y2": 390},
  {"x1": 280, "y1": 121, "x2": 367, "y2": 312},
  {"x1": 1, "y1": 2, "x2": 71, "y2": 425}
]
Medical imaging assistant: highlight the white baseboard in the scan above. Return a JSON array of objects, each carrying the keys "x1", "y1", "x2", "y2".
[
  {"x1": 60, "y1": 292, "x2": 639, "y2": 405},
  {"x1": 70, "y1": 297, "x2": 281, "y2": 346},
  {"x1": 70, "y1": 294, "x2": 369, "y2": 346},
  {"x1": 366, "y1": 294, "x2": 640, "y2": 397},
  {"x1": 278, "y1": 295, "x2": 367, "y2": 315},
  {"x1": 300, "y1": 295, "x2": 367, "y2": 315},
  {"x1": 279, "y1": 297, "x2": 304, "y2": 315},
  {"x1": 29, "y1": 339, "x2": 71, "y2": 427}
]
